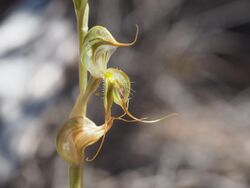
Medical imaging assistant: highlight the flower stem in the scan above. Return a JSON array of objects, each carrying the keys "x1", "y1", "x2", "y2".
[
  {"x1": 69, "y1": 164, "x2": 84, "y2": 188},
  {"x1": 69, "y1": 3, "x2": 90, "y2": 188}
]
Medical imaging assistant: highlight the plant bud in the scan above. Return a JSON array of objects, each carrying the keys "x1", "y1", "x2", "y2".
[{"x1": 56, "y1": 117, "x2": 105, "y2": 165}]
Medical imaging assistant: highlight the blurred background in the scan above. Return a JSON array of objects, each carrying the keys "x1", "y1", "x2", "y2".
[{"x1": 1, "y1": 0, "x2": 250, "y2": 187}]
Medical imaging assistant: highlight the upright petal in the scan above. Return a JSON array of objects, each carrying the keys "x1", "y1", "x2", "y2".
[{"x1": 81, "y1": 26, "x2": 138, "y2": 78}]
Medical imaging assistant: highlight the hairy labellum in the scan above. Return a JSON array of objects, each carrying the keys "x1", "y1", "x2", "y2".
[{"x1": 104, "y1": 68, "x2": 131, "y2": 110}]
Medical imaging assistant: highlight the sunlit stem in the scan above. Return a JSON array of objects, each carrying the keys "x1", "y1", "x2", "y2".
[
  {"x1": 69, "y1": 164, "x2": 83, "y2": 188},
  {"x1": 68, "y1": 1, "x2": 90, "y2": 188},
  {"x1": 79, "y1": 63, "x2": 87, "y2": 95},
  {"x1": 77, "y1": 22, "x2": 87, "y2": 97},
  {"x1": 76, "y1": 2, "x2": 89, "y2": 98}
]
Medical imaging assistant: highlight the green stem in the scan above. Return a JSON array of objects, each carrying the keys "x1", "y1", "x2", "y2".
[
  {"x1": 77, "y1": 20, "x2": 87, "y2": 95},
  {"x1": 69, "y1": 165, "x2": 83, "y2": 188},
  {"x1": 79, "y1": 62, "x2": 87, "y2": 94},
  {"x1": 77, "y1": 2, "x2": 89, "y2": 95},
  {"x1": 68, "y1": 2, "x2": 90, "y2": 188}
]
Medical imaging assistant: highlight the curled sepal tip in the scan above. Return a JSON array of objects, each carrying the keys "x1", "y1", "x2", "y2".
[
  {"x1": 86, "y1": 118, "x2": 113, "y2": 162},
  {"x1": 56, "y1": 117, "x2": 106, "y2": 165},
  {"x1": 81, "y1": 25, "x2": 139, "y2": 78},
  {"x1": 118, "y1": 107, "x2": 178, "y2": 124},
  {"x1": 103, "y1": 68, "x2": 177, "y2": 125}
]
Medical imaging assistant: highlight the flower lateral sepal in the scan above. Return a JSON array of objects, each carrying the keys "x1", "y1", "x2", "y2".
[{"x1": 56, "y1": 117, "x2": 106, "y2": 165}]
